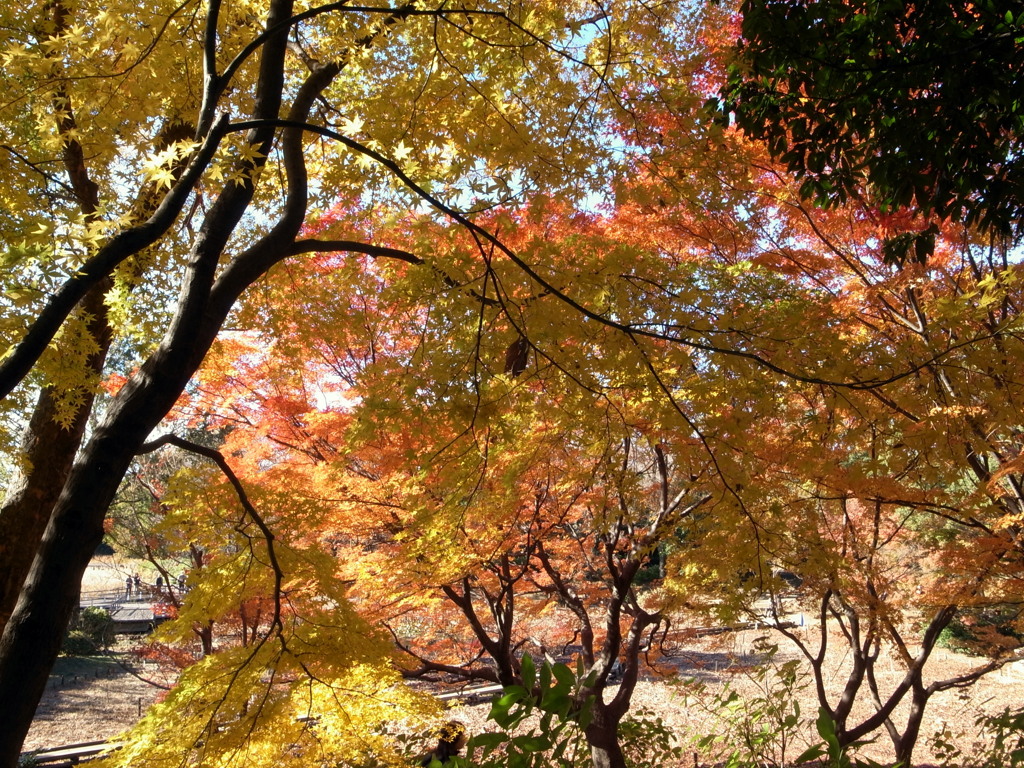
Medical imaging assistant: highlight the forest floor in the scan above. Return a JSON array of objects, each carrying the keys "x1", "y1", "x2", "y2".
[
  {"x1": 21, "y1": 559, "x2": 1024, "y2": 765},
  {"x1": 22, "y1": 651, "x2": 171, "y2": 752},
  {"x1": 21, "y1": 556, "x2": 172, "y2": 752},
  {"x1": 23, "y1": 624, "x2": 1023, "y2": 766},
  {"x1": 437, "y1": 623, "x2": 1023, "y2": 768}
]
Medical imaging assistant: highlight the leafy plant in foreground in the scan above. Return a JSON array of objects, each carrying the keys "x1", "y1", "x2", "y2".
[
  {"x1": 472, "y1": 654, "x2": 595, "y2": 768},
  {"x1": 681, "y1": 640, "x2": 810, "y2": 768}
]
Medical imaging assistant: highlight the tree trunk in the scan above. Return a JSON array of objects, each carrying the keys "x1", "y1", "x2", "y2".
[
  {"x1": 0, "y1": 31, "x2": 299, "y2": 768},
  {"x1": 893, "y1": 685, "x2": 930, "y2": 768},
  {"x1": 0, "y1": 289, "x2": 112, "y2": 637},
  {"x1": 0, "y1": 389, "x2": 88, "y2": 633},
  {"x1": 0, "y1": 378, "x2": 168, "y2": 766},
  {"x1": 0, "y1": 0, "x2": 114, "y2": 639},
  {"x1": 196, "y1": 621, "x2": 214, "y2": 657},
  {"x1": 0, "y1": 252, "x2": 264, "y2": 760},
  {"x1": 0, "y1": 0, "x2": 366, "y2": 760},
  {"x1": 585, "y1": 705, "x2": 627, "y2": 768}
]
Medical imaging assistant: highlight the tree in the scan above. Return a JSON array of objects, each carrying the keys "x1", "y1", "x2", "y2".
[
  {"x1": 661, "y1": 197, "x2": 1024, "y2": 765},
  {"x1": 172, "y1": 43, "x2": 1024, "y2": 761},
  {"x1": 367, "y1": 426, "x2": 709, "y2": 768},
  {"x1": 10, "y1": 0, "x2": 1022, "y2": 762},
  {"x1": 148, "y1": 147, "x2": 832, "y2": 764},
  {"x1": 166, "y1": 229, "x2": 712, "y2": 767},
  {"x1": 110, "y1": 434, "x2": 250, "y2": 658},
  {"x1": 716, "y1": 0, "x2": 1024, "y2": 263},
  {"x1": 569, "y1": 55, "x2": 1024, "y2": 759},
  {"x1": 96, "y1": 433, "x2": 446, "y2": 768},
  {"x1": 0, "y1": 0, "x2": 704, "y2": 762}
]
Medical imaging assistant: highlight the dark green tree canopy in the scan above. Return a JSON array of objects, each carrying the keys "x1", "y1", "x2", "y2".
[{"x1": 717, "y1": 0, "x2": 1024, "y2": 262}]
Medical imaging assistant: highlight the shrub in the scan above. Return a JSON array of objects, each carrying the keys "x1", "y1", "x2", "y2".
[
  {"x1": 61, "y1": 607, "x2": 114, "y2": 656},
  {"x1": 938, "y1": 604, "x2": 1023, "y2": 655},
  {"x1": 61, "y1": 630, "x2": 99, "y2": 656},
  {"x1": 681, "y1": 639, "x2": 810, "y2": 768}
]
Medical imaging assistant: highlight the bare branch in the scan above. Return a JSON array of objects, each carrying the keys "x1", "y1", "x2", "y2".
[{"x1": 136, "y1": 434, "x2": 284, "y2": 635}]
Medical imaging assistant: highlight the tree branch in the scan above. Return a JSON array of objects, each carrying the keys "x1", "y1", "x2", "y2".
[
  {"x1": 136, "y1": 434, "x2": 284, "y2": 635},
  {"x1": 0, "y1": 114, "x2": 230, "y2": 401}
]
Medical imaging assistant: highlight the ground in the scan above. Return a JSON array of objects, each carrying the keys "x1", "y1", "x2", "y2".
[
  {"x1": 434, "y1": 626, "x2": 1023, "y2": 768},
  {"x1": 24, "y1": 626, "x2": 1022, "y2": 765},
  {"x1": 21, "y1": 556, "x2": 171, "y2": 752},
  {"x1": 21, "y1": 560, "x2": 1024, "y2": 765},
  {"x1": 22, "y1": 653, "x2": 168, "y2": 752}
]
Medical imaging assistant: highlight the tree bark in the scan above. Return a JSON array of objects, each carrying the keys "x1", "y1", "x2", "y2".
[
  {"x1": 0, "y1": 3, "x2": 446, "y2": 763},
  {"x1": 0, "y1": 288, "x2": 112, "y2": 626},
  {"x1": 895, "y1": 686, "x2": 928, "y2": 768},
  {"x1": 0, "y1": 0, "x2": 113, "y2": 638},
  {"x1": 585, "y1": 704, "x2": 628, "y2": 768},
  {"x1": 0, "y1": 235, "x2": 282, "y2": 768},
  {"x1": 0, "y1": 0, "x2": 296, "y2": 759},
  {"x1": 0, "y1": 387, "x2": 94, "y2": 634},
  {"x1": 0, "y1": 54, "x2": 195, "y2": 636}
]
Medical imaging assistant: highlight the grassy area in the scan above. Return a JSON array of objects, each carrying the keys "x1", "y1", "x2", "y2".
[
  {"x1": 82, "y1": 556, "x2": 151, "y2": 593},
  {"x1": 50, "y1": 654, "x2": 124, "y2": 679}
]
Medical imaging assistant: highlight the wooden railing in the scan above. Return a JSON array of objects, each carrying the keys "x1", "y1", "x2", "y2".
[{"x1": 19, "y1": 740, "x2": 121, "y2": 767}]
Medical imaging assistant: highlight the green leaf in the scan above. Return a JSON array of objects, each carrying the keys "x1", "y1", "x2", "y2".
[
  {"x1": 795, "y1": 744, "x2": 828, "y2": 763},
  {"x1": 551, "y1": 663, "x2": 575, "y2": 691},
  {"x1": 521, "y1": 652, "x2": 536, "y2": 690}
]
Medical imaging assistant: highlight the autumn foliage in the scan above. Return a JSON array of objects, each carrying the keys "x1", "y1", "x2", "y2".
[
  {"x1": 154, "y1": 157, "x2": 1024, "y2": 766},
  {"x1": 1, "y1": 0, "x2": 1023, "y2": 766}
]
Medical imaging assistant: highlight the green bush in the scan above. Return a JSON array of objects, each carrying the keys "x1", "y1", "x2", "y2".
[
  {"x1": 932, "y1": 706, "x2": 1024, "y2": 768},
  {"x1": 619, "y1": 707, "x2": 683, "y2": 768},
  {"x1": 61, "y1": 607, "x2": 114, "y2": 656},
  {"x1": 975, "y1": 707, "x2": 1024, "y2": 768},
  {"x1": 682, "y1": 639, "x2": 810, "y2": 768},
  {"x1": 938, "y1": 604, "x2": 1023, "y2": 654},
  {"x1": 61, "y1": 630, "x2": 99, "y2": 656}
]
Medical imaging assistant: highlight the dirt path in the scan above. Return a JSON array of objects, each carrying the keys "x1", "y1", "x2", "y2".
[
  {"x1": 22, "y1": 654, "x2": 169, "y2": 753},
  {"x1": 21, "y1": 603, "x2": 1022, "y2": 764}
]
